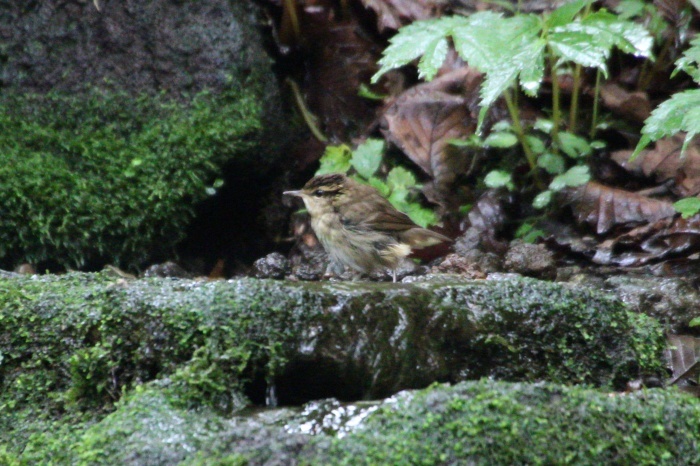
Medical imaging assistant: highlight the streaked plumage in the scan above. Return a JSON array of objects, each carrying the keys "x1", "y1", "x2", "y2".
[{"x1": 284, "y1": 173, "x2": 450, "y2": 281}]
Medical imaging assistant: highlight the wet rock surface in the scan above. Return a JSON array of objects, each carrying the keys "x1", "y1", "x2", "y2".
[
  {"x1": 0, "y1": 272, "x2": 675, "y2": 463},
  {"x1": 567, "y1": 273, "x2": 700, "y2": 333}
]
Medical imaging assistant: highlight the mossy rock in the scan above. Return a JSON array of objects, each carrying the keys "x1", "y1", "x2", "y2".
[
  {"x1": 5, "y1": 381, "x2": 700, "y2": 465},
  {"x1": 0, "y1": 273, "x2": 664, "y2": 421},
  {"x1": 0, "y1": 1, "x2": 286, "y2": 270}
]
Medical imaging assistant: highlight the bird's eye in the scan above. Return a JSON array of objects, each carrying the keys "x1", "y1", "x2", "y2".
[{"x1": 313, "y1": 189, "x2": 324, "y2": 196}]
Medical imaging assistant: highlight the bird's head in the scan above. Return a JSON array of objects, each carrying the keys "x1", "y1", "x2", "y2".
[{"x1": 283, "y1": 173, "x2": 354, "y2": 216}]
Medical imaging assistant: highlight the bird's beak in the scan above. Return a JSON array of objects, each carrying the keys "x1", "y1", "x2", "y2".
[{"x1": 283, "y1": 190, "x2": 302, "y2": 197}]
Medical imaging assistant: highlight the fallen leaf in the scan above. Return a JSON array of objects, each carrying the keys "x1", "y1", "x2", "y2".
[
  {"x1": 563, "y1": 181, "x2": 676, "y2": 235},
  {"x1": 611, "y1": 134, "x2": 700, "y2": 196},
  {"x1": 666, "y1": 334, "x2": 700, "y2": 386},
  {"x1": 381, "y1": 67, "x2": 483, "y2": 203},
  {"x1": 599, "y1": 82, "x2": 651, "y2": 124},
  {"x1": 359, "y1": 0, "x2": 446, "y2": 32}
]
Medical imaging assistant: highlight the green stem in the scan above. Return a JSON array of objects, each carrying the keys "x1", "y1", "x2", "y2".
[
  {"x1": 282, "y1": 0, "x2": 301, "y2": 43},
  {"x1": 569, "y1": 2, "x2": 593, "y2": 132},
  {"x1": 548, "y1": 47, "x2": 562, "y2": 153},
  {"x1": 569, "y1": 63, "x2": 582, "y2": 131},
  {"x1": 504, "y1": 90, "x2": 543, "y2": 189},
  {"x1": 285, "y1": 78, "x2": 328, "y2": 143},
  {"x1": 589, "y1": 68, "x2": 602, "y2": 139}
]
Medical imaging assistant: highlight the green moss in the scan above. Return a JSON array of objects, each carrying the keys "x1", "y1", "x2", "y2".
[
  {"x1": 0, "y1": 82, "x2": 265, "y2": 270},
  {"x1": 311, "y1": 380, "x2": 700, "y2": 465},
  {"x1": 0, "y1": 273, "x2": 668, "y2": 462}
]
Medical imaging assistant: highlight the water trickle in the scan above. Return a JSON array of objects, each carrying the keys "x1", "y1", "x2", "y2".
[{"x1": 266, "y1": 381, "x2": 278, "y2": 408}]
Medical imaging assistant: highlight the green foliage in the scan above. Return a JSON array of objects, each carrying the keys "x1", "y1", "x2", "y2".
[
  {"x1": 0, "y1": 85, "x2": 266, "y2": 270},
  {"x1": 484, "y1": 170, "x2": 514, "y2": 191},
  {"x1": 316, "y1": 140, "x2": 438, "y2": 227},
  {"x1": 635, "y1": 35, "x2": 700, "y2": 159},
  {"x1": 317, "y1": 380, "x2": 700, "y2": 465},
  {"x1": 673, "y1": 197, "x2": 700, "y2": 219},
  {"x1": 373, "y1": 5, "x2": 652, "y2": 115},
  {"x1": 0, "y1": 273, "x2": 668, "y2": 463}
]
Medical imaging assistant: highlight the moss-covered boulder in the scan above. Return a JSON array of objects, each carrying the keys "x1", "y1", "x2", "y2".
[
  {"x1": 0, "y1": 1, "x2": 286, "y2": 270},
  {"x1": 5, "y1": 381, "x2": 700, "y2": 465},
  {"x1": 1, "y1": 273, "x2": 664, "y2": 412}
]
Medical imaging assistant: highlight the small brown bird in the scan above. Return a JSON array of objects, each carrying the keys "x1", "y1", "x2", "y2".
[{"x1": 284, "y1": 173, "x2": 451, "y2": 282}]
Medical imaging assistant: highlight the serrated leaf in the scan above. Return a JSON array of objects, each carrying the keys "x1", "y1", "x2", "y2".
[
  {"x1": 484, "y1": 170, "x2": 513, "y2": 189},
  {"x1": 351, "y1": 139, "x2": 384, "y2": 179},
  {"x1": 641, "y1": 89, "x2": 700, "y2": 140},
  {"x1": 484, "y1": 132, "x2": 518, "y2": 148},
  {"x1": 533, "y1": 190, "x2": 553, "y2": 209},
  {"x1": 367, "y1": 176, "x2": 391, "y2": 197},
  {"x1": 388, "y1": 186, "x2": 410, "y2": 210},
  {"x1": 537, "y1": 152, "x2": 566, "y2": 175},
  {"x1": 316, "y1": 144, "x2": 352, "y2": 175},
  {"x1": 614, "y1": 0, "x2": 645, "y2": 19},
  {"x1": 558, "y1": 131, "x2": 591, "y2": 158},
  {"x1": 373, "y1": 17, "x2": 462, "y2": 83},
  {"x1": 548, "y1": 29, "x2": 609, "y2": 71},
  {"x1": 547, "y1": 0, "x2": 593, "y2": 28},
  {"x1": 405, "y1": 203, "x2": 438, "y2": 227},
  {"x1": 387, "y1": 166, "x2": 417, "y2": 190},
  {"x1": 417, "y1": 37, "x2": 449, "y2": 81},
  {"x1": 549, "y1": 165, "x2": 591, "y2": 191},
  {"x1": 673, "y1": 197, "x2": 700, "y2": 219}
]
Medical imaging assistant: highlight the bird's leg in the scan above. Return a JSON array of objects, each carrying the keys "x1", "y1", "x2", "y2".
[{"x1": 392, "y1": 268, "x2": 397, "y2": 283}]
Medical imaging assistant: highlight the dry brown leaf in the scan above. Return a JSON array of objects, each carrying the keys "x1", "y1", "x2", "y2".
[
  {"x1": 591, "y1": 215, "x2": 700, "y2": 266},
  {"x1": 563, "y1": 181, "x2": 676, "y2": 235},
  {"x1": 667, "y1": 334, "x2": 700, "y2": 386},
  {"x1": 359, "y1": 0, "x2": 446, "y2": 32},
  {"x1": 611, "y1": 134, "x2": 700, "y2": 196},
  {"x1": 381, "y1": 67, "x2": 482, "y2": 196},
  {"x1": 599, "y1": 83, "x2": 651, "y2": 124},
  {"x1": 303, "y1": 8, "x2": 384, "y2": 140}
]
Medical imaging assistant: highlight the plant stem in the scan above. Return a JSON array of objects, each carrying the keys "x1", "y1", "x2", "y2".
[
  {"x1": 569, "y1": 63, "x2": 582, "y2": 131},
  {"x1": 285, "y1": 78, "x2": 328, "y2": 143},
  {"x1": 282, "y1": 0, "x2": 301, "y2": 44},
  {"x1": 504, "y1": 90, "x2": 543, "y2": 189},
  {"x1": 569, "y1": 2, "x2": 592, "y2": 132},
  {"x1": 589, "y1": 68, "x2": 602, "y2": 139},
  {"x1": 548, "y1": 47, "x2": 562, "y2": 153}
]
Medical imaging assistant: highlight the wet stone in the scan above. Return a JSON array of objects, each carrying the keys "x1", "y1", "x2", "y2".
[{"x1": 251, "y1": 252, "x2": 291, "y2": 279}]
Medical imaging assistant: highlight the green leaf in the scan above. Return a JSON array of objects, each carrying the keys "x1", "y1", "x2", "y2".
[
  {"x1": 373, "y1": 17, "x2": 460, "y2": 83},
  {"x1": 614, "y1": 0, "x2": 645, "y2": 19},
  {"x1": 590, "y1": 140, "x2": 606, "y2": 150},
  {"x1": 491, "y1": 120, "x2": 513, "y2": 132},
  {"x1": 641, "y1": 89, "x2": 700, "y2": 141},
  {"x1": 526, "y1": 135, "x2": 547, "y2": 155},
  {"x1": 533, "y1": 190, "x2": 553, "y2": 209},
  {"x1": 448, "y1": 135, "x2": 483, "y2": 148},
  {"x1": 405, "y1": 203, "x2": 438, "y2": 228},
  {"x1": 515, "y1": 221, "x2": 546, "y2": 243},
  {"x1": 674, "y1": 36, "x2": 700, "y2": 83},
  {"x1": 547, "y1": 0, "x2": 594, "y2": 28},
  {"x1": 351, "y1": 139, "x2": 384, "y2": 179},
  {"x1": 549, "y1": 165, "x2": 590, "y2": 191},
  {"x1": 418, "y1": 37, "x2": 450, "y2": 81},
  {"x1": 537, "y1": 152, "x2": 566, "y2": 175},
  {"x1": 388, "y1": 186, "x2": 410, "y2": 210},
  {"x1": 316, "y1": 144, "x2": 352, "y2": 175},
  {"x1": 534, "y1": 119, "x2": 554, "y2": 133},
  {"x1": 484, "y1": 170, "x2": 514, "y2": 190},
  {"x1": 367, "y1": 176, "x2": 391, "y2": 197},
  {"x1": 548, "y1": 29, "x2": 609, "y2": 72},
  {"x1": 673, "y1": 197, "x2": 700, "y2": 219},
  {"x1": 387, "y1": 166, "x2": 417, "y2": 190},
  {"x1": 558, "y1": 132, "x2": 591, "y2": 158},
  {"x1": 484, "y1": 132, "x2": 518, "y2": 148},
  {"x1": 630, "y1": 134, "x2": 652, "y2": 161},
  {"x1": 689, "y1": 316, "x2": 700, "y2": 327}
]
